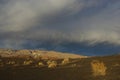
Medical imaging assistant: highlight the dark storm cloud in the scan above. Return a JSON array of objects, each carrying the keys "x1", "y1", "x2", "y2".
[{"x1": 0, "y1": 0, "x2": 120, "y2": 49}]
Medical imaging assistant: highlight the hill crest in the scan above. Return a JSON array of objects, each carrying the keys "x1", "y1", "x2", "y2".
[{"x1": 0, "y1": 49, "x2": 87, "y2": 59}]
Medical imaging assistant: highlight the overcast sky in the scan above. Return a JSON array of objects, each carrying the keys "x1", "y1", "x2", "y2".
[{"x1": 0, "y1": 0, "x2": 120, "y2": 55}]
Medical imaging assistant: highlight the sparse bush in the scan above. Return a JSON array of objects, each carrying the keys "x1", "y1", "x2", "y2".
[
  {"x1": 61, "y1": 58, "x2": 70, "y2": 65},
  {"x1": 38, "y1": 62, "x2": 44, "y2": 66},
  {"x1": 23, "y1": 60, "x2": 33, "y2": 65},
  {"x1": 48, "y1": 61, "x2": 57, "y2": 68},
  {"x1": 47, "y1": 60, "x2": 52, "y2": 65},
  {"x1": 7, "y1": 61, "x2": 15, "y2": 65},
  {"x1": 91, "y1": 60, "x2": 107, "y2": 76}
]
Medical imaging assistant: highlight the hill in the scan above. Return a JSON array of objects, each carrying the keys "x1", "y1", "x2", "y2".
[
  {"x1": 0, "y1": 52, "x2": 120, "y2": 80},
  {"x1": 0, "y1": 49, "x2": 87, "y2": 59}
]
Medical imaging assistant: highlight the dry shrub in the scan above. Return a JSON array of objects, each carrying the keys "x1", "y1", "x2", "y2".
[
  {"x1": 7, "y1": 61, "x2": 15, "y2": 65},
  {"x1": 38, "y1": 62, "x2": 44, "y2": 66},
  {"x1": 61, "y1": 58, "x2": 70, "y2": 65},
  {"x1": 48, "y1": 61, "x2": 57, "y2": 68},
  {"x1": 23, "y1": 60, "x2": 33, "y2": 65},
  {"x1": 47, "y1": 60, "x2": 52, "y2": 65},
  {"x1": 91, "y1": 60, "x2": 107, "y2": 76}
]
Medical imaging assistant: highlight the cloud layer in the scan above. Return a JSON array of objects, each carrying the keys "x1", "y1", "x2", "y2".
[{"x1": 0, "y1": 0, "x2": 120, "y2": 50}]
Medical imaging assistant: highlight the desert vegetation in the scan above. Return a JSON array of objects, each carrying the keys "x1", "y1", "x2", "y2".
[
  {"x1": 61, "y1": 58, "x2": 70, "y2": 65},
  {"x1": 0, "y1": 55, "x2": 120, "y2": 80},
  {"x1": 0, "y1": 57, "x2": 72, "y2": 68},
  {"x1": 7, "y1": 61, "x2": 15, "y2": 65},
  {"x1": 91, "y1": 60, "x2": 107, "y2": 76},
  {"x1": 38, "y1": 62, "x2": 44, "y2": 66},
  {"x1": 48, "y1": 61, "x2": 57, "y2": 68},
  {"x1": 23, "y1": 60, "x2": 33, "y2": 65}
]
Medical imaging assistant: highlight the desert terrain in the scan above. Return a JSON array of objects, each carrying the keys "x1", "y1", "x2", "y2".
[{"x1": 0, "y1": 49, "x2": 120, "y2": 80}]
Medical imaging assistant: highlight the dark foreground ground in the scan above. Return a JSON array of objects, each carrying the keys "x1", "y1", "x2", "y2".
[{"x1": 0, "y1": 55, "x2": 120, "y2": 80}]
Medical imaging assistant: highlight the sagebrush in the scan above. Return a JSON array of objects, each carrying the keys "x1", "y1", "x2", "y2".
[{"x1": 91, "y1": 60, "x2": 107, "y2": 76}]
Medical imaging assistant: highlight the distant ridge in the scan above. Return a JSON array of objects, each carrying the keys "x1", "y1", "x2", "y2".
[{"x1": 0, "y1": 49, "x2": 87, "y2": 59}]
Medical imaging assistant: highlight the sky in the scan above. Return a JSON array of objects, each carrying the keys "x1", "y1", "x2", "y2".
[{"x1": 0, "y1": 0, "x2": 120, "y2": 56}]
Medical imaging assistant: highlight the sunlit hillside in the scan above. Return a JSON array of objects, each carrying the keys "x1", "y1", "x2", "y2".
[{"x1": 0, "y1": 49, "x2": 120, "y2": 80}]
